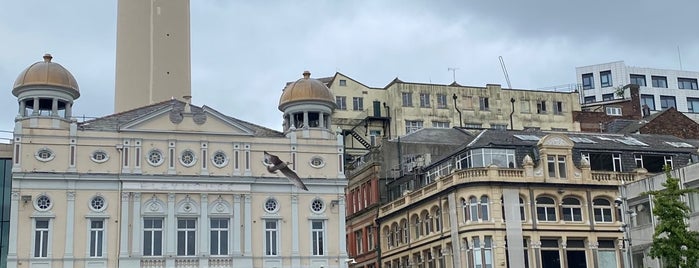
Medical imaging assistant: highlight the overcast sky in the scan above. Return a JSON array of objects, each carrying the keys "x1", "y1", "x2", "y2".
[{"x1": 1, "y1": 0, "x2": 698, "y2": 141}]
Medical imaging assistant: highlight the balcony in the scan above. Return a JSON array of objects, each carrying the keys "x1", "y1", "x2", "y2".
[{"x1": 380, "y1": 165, "x2": 648, "y2": 215}]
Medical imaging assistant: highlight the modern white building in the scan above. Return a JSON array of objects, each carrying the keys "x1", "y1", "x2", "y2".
[
  {"x1": 620, "y1": 162, "x2": 699, "y2": 268},
  {"x1": 576, "y1": 61, "x2": 699, "y2": 121}
]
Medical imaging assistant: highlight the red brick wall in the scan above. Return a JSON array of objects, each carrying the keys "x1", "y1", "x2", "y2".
[{"x1": 640, "y1": 107, "x2": 699, "y2": 139}]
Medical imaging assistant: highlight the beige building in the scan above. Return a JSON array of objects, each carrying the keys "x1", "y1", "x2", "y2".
[
  {"x1": 321, "y1": 73, "x2": 582, "y2": 158},
  {"x1": 8, "y1": 55, "x2": 347, "y2": 268}
]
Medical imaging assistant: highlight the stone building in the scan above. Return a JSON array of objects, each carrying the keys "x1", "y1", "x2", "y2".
[
  {"x1": 347, "y1": 128, "x2": 699, "y2": 268},
  {"x1": 320, "y1": 73, "x2": 582, "y2": 160}
]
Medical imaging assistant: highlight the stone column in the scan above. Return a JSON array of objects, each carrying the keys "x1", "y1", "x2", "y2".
[
  {"x1": 63, "y1": 191, "x2": 76, "y2": 268},
  {"x1": 291, "y1": 195, "x2": 300, "y2": 267},
  {"x1": 51, "y1": 98, "x2": 58, "y2": 116},
  {"x1": 131, "y1": 193, "x2": 142, "y2": 256},
  {"x1": 199, "y1": 194, "x2": 209, "y2": 267},
  {"x1": 447, "y1": 193, "x2": 463, "y2": 268},
  {"x1": 338, "y1": 196, "x2": 348, "y2": 267},
  {"x1": 241, "y1": 194, "x2": 253, "y2": 267},
  {"x1": 232, "y1": 195, "x2": 241, "y2": 255},
  {"x1": 166, "y1": 193, "x2": 176, "y2": 268},
  {"x1": 120, "y1": 193, "x2": 130, "y2": 258},
  {"x1": 66, "y1": 101, "x2": 72, "y2": 118},
  {"x1": 6, "y1": 192, "x2": 19, "y2": 268},
  {"x1": 18, "y1": 100, "x2": 25, "y2": 117},
  {"x1": 32, "y1": 97, "x2": 40, "y2": 115}
]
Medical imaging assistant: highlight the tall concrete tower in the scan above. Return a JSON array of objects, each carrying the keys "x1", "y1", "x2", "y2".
[{"x1": 114, "y1": 0, "x2": 191, "y2": 113}]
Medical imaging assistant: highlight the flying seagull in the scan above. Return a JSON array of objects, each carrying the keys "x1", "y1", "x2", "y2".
[{"x1": 263, "y1": 151, "x2": 308, "y2": 191}]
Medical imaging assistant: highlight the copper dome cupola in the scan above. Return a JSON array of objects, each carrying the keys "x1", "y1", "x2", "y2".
[
  {"x1": 13, "y1": 54, "x2": 80, "y2": 120},
  {"x1": 278, "y1": 71, "x2": 336, "y2": 111},
  {"x1": 278, "y1": 71, "x2": 336, "y2": 135}
]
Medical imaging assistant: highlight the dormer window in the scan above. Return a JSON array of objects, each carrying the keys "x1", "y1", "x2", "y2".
[{"x1": 546, "y1": 155, "x2": 566, "y2": 178}]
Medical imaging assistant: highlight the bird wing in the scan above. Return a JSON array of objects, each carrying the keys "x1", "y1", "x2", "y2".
[
  {"x1": 264, "y1": 151, "x2": 284, "y2": 173},
  {"x1": 279, "y1": 167, "x2": 308, "y2": 191}
]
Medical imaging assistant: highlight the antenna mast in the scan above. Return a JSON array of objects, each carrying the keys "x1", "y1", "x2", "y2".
[
  {"x1": 499, "y1": 56, "x2": 512, "y2": 89},
  {"x1": 448, "y1": 67, "x2": 459, "y2": 83}
]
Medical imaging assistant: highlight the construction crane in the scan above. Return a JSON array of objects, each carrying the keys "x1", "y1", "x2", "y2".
[{"x1": 499, "y1": 56, "x2": 512, "y2": 89}]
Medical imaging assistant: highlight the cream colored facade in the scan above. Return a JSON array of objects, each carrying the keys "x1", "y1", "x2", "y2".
[
  {"x1": 374, "y1": 134, "x2": 653, "y2": 268},
  {"x1": 325, "y1": 73, "x2": 582, "y2": 158},
  {"x1": 114, "y1": 0, "x2": 192, "y2": 113},
  {"x1": 7, "y1": 55, "x2": 348, "y2": 268}
]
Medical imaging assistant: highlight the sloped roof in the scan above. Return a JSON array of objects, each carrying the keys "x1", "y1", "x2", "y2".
[
  {"x1": 395, "y1": 127, "x2": 473, "y2": 145},
  {"x1": 79, "y1": 99, "x2": 283, "y2": 137}
]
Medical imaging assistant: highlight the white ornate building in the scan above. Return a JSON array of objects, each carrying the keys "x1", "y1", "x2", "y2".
[{"x1": 6, "y1": 53, "x2": 348, "y2": 268}]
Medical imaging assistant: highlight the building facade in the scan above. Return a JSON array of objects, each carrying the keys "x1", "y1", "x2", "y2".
[
  {"x1": 7, "y1": 55, "x2": 348, "y2": 268},
  {"x1": 321, "y1": 73, "x2": 582, "y2": 160},
  {"x1": 0, "y1": 144, "x2": 12, "y2": 268},
  {"x1": 620, "y1": 162, "x2": 699, "y2": 268},
  {"x1": 576, "y1": 61, "x2": 699, "y2": 122},
  {"x1": 371, "y1": 129, "x2": 699, "y2": 268}
]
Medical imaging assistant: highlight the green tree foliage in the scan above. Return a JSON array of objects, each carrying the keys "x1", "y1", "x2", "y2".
[{"x1": 646, "y1": 166, "x2": 699, "y2": 268}]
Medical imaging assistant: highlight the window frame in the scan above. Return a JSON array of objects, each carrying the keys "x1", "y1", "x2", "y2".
[
  {"x1": 143, "y1": 217, "x2": 164, "y2": 256},
  {"x1": 210, "y1": 218, "x2": 229, "y2": 256},
  {"x1": 536, "y1": 101, "x2": 546, "y2": 114},
  {"x1": 352, "y1": 97, "x2": 364, "y2": 111},
  {"x1": 546, "y1": 155, "x2": 567, "y2": 178},
  {"x1": 593, "y1": 198, "x2": 614, "y2": 223},
  {"x1": 660, "y1": 95, "x2": 676, "y2": 109},
  {"x1": 678, "y1": 77, "x2": 698, "y2": 90},
  {"x1": 535, "y1": 197, "x2": 557, "y2": 222},
  {"x1": 479, "y1": 97, "x2": 489, "y2": 111},
  {"x1": 402, "y1": 92, "x2": 413, "y2": 107},
  {"x1": 437, "y1": 94, "x2": 448, "y2": 109},
  {"x1": 561, "y1": 197, "x2": 583, "y2": 222},
  {"x1": 335, "y1": 96, "x2": 347, "y2": 110},
  {"x1": 641, "y1": 94, "x2": 656, "y2": 110},
  {"x1": 602, "y1": 93, "x2": 614, "y2": 101},
  {"x1": 177, "y1": 218, "x2": 197, "y2": 256},
  {"x1": 419, "y1": 93, "x2": 431, "y2": 108},
  {"x1": 264, "y1": 219, "x2": 279, "y2": 256},
  {"x1": 583, "y1": 96, "x2": 596, "y2": 104},
  {"x1": 88, "y1": 219, "x2": 105, "y2": 257},
  {"x1": 629, "y1": 74, "x2": 646, "y2": 87},
  {"x1": 605, "y1": 106, "x2": 622, "y2": 116},
  {"x1": 311, "y1": 220, "x2": 326, "y2": 256},
  {"x1": 651, "y1": 76, "x2": 668, "y2": 88},
  {"x1": 33, "y1": 218, "x2": 51, "y2": 258},
  {"x1": 582, "y1": 73, "x2": 594, "y2": 89},
  {"x1": 688, "y1": 97, "x2": 699, "y2": 113},
  {"x1": 405, "y1": 120, "x2": 423, "y2": 134},
  {"x1": 600, "y1": 70, "x2": 612, "y2": 88}
]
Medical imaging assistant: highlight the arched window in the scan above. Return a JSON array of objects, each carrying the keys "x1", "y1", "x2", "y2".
[
  {"x1": 536, "y1": 196, "x2": 557, "y2": 222},
  {"x1": 432, "y1": 206, "x2": 442, "y2": 232},
  {"x1": 421, "y1": 210, "x2": 432, "y2": 234},
  {"x1": 593, "y1": 198, "x2": 614, "y2": 223},
  {"x1": 384, "y1": 227, "x2": 392, "y2": 249},
  {"x1": 391, "y1": 223, "x2": 400, "y2": 246},
  {"x1": 400, "y1": 219, "x2": 409, "y2": 244},
  {"x1": 461, "y1": 198, "x2": 468, "y2": 223},
  {"x1": 561, "y1": 197, "x2": 583, "y2": 222},
  {"x1": 469, "y1": 196, "x2": 479, "y2": 221},
  {"x1": 412, "y1": 215, "x2": 421, "y2": 239},
  {"x1": 480, "y1": 195, "x2": 490, "y2": 221}
]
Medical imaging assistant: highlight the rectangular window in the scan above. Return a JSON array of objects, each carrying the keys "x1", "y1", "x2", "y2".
[
  {"x1": 339, "y1": 79, "x2": 347, "y2": 86},
  {"x1": 641, "y1": 94, "x2": 655, "y2": 110},
  {"x1": 265, "y1": 220, "x2": 279, "y2": 256},
  {"x1": 652, "y1": 76, "x2": 668, "y2": 88},
  {"x1": 602, "y1": 93, "x2": 614, "y2": 101},
  {"x1": 600, "y1": 70, "x2": 612, "y2": 88},
  {"x1": 405, "y1": 120, "x2": 423, "y2": 134},
  {"x1": 419, "y1": 93, "x2": 431, "y2": 107},
  {"x1": 355, "y1": 230, "x2": 363, "y2": 254},
  {"x1": 432, "y1": 121, "x2": 450, "y2": 128},
  {"x1": 402, "y1": 92, "x2": 413, "y2": 107},
  {"x1": 587, "y1": 152, "x2": 623, "y2": 172},
  {"x1": 367, "y1": 227, "x2": 374, "y2": 250},
  {"x1": 554, "y1": 101, "x2": 563, "y2": 114},
  {"x1": 491, "y1": 124, "x2": 507, "y2": 130},
  {"x1": 210, "y1": 219, "x2": 229, "y2": 256},
  {"x1": 689, "y1": 98, "x2": 699, "y2": 113},
  {"x1": 312, "y1": 220, "x2": 325, "y2": 256},
  {"x1": 629, "y1": 74, "x2": 646, "y2": 86},
  {"x1": 336, "y1": 96, "x2": 346, "y2": 110},
  {"x1": 660, "y1": 95, "x2": 676, "y2": 109},
  {"x1": 547, "y1": 155, "x2": 566, "y2": 178},
  {"x1": 479, "y1": 97, "x2": 489, "y2": 111},
  {"x1": 143, "y1": 218, "x2": 163, "y2": 256},
  {"x1": 465, "y1": 123, "x2": 482, "y2": 129},
  {"x1": 437, "y1": 94, "x2": 447, "y2": 108},
  {"x1": 177, "y1": 218, "x2": 196, "y2": 256},
  {"x1": 584, "y1": 96, "x2": 596, "y2": 103},
  {"x1": 352, "y1": 97, "x2": 364, "y2": 111},
  {"x1": 605, "y1": 107, "x2": 622, "y2": 116},
  {"x1": 678, "y1": 78, "x2": 698, "y2": 90},
  {"x1": 34, "y1": 219, "x2": 50, "y2": 258},
  {"x1": 89, "y1": 219, "x2": 104, "y2": 257},
  {"x1": 582, "y1": 73, "x2": 594, "y2": 89},
  {"x1": 536, "y1": 101, "x2": 546, "y2": 114},
  {"x1": 472, "y1": 236, "x2": 493, "y2": 268}
]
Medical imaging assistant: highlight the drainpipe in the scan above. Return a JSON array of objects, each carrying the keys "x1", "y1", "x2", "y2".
[
  {"x1": 510, "y1": 98, "x2": 515, "y2": 130},
  {"x1": 383, "y1": 102, "x2": 391, "y2": 139},
  {"x1": 452, "y1": 94, "x2": 462, "y2": 127}
]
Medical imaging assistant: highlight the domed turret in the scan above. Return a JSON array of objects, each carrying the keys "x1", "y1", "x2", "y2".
[
  {"x1": 13, "y1": 54, "x2": 80, "y2": 120},
  {"x1": 278, "y1": 71, "x2": 335, "y2": 111},
  {"x1": 278, "y1": 71, "x2": 336, "y2": 136}
]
